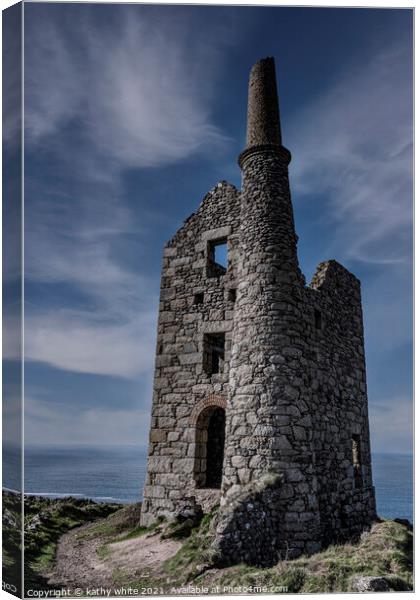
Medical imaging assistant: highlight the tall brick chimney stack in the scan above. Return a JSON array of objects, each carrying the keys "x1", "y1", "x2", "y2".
[
  {"x1": 245, "y1": 56, "x2": 282, "y2": 148},
  {"x1": 215, "y1": 58, "x2": 319, "y2": 564},
  {"x1": 237, "y1": 56, "x2": 299, "y2": 278}
]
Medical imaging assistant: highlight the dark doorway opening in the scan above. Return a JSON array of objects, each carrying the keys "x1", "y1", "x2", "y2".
[{"x1": 194, "y1": 406, "x2": 226, "y2": 489}]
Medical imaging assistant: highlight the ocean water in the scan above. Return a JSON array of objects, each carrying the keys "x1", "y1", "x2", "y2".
[
  {"x1": 371, "y1": 453, "x2": 413, "y2": 522},
  {"x1": 4, "y1": 445, "x2": 413, "y2": 521}
]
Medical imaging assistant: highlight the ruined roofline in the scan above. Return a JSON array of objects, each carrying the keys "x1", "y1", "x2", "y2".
[
  {"x1": 309, "y1": 259, "x2": 361, "y2": 292},
  {"x1": 165, "y1": 180, "x2": 239, "y2": 248}
]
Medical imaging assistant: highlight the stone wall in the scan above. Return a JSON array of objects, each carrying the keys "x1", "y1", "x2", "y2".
[
  {"x1": 140, "y1": 181, "x2": 240, "y2": 527},
  {"x1": 306, "y1": 261, "x2": 376, "y2": 545}
]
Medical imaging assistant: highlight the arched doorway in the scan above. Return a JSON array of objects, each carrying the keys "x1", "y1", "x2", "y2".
[{"x1": 194, "y1": 406, "x2": 226, "y2": 489}]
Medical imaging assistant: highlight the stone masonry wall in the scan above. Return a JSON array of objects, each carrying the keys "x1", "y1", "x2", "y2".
[
  {"x1": 307, "y1": 261, "x2": 376, "y2": 546},
  {"x1": 140, "y1": 181, "x2": 241, "y2": 527},
  {"x1": 212, "y1": 251, "x2": 376, "y2": 565}
]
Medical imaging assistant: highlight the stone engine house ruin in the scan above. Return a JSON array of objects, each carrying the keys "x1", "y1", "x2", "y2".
[{"x1": 140, "y1": 57, "x2": 377, "y2": 565}]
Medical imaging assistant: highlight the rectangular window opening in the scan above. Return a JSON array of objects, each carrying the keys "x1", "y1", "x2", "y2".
[
  {"x1": 194, "y1": 292, "x2": 204, "y2": 305},
  {"x1": 203, "y1": 333, "x2": 225, "y2": 375},
  {"x1": 314, "y1": 309, "x2": 322, "y2": 330},
  {"x1": 207, "y1": 238, "x2": 228, "y2": 277},
  {"x1": 352, "y1": 434, "x2": 363, "y2": 489}
]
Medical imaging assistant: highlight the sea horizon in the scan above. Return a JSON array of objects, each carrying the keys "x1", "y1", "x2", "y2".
[{"x1": 3, "y1": 443, "x2": 413, "y2": 522}]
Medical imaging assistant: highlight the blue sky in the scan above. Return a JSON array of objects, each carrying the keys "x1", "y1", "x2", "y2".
[{"x1": 5, "y1": 4, "x2": 413, "y2": 453}]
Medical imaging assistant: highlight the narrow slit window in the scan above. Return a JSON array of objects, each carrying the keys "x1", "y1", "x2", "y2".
[
  {"x1": 352, "y1": 434, "x2": 363, "y2": 489},
  {"x1": 194, "y1": 292, "x2": 204, "y2": 305},
  {"x1": 203, "y1": 333, "x2": 225, "y2": 375},
  {"x1": 158, "y1": 343, "x2": 163, "y2": 354},
  {"x1": 314, "y1": 309, "x2": 322, "y2": 330},
  {"x1": 228, "y1": 288, "x2": 237, "y2": 303}
]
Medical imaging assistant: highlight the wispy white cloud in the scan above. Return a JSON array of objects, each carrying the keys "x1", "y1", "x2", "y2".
[
  {"x1": 3, "y1": 4, "x2": 21, "y2": 147},
  {"x1": 25, "y1": 309, "x2": 156, "y2": 378},
  {"x1": 3, "y1": 309, "x2": 21, "y2": 361},
  {"x1": 23, "y1": 178, "x2": 158, "y2": 378},
  {"x1": 289, "y1": 42, "x2": 413, "y2": 265},
  {"x1": 22, "y1": 5, "x2": 237, "y2": 379},
  {"x1": 25, "y1": 396, "x2": 150, "y2": 446},
  {"x1": 23, "y1": 197, "x2": 159, "y2": 377},
  {"x1": 370, "y1": 395, "x2": 413, "y2": 455},
  {"x1": 25, "y1": 6, "x2": 231, "y2": 168}
]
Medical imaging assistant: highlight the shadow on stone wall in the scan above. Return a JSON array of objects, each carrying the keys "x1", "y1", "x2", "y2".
[{"x1": 209, "y1": 472, "x2": 320, "y2": 568}]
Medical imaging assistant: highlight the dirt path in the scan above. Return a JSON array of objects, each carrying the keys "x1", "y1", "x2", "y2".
[{"x1": 43, "y1": 522, "x2": 182, "y2": 593}]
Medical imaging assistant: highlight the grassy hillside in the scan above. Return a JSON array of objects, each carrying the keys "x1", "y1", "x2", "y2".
[
  {"x1": 3, "y1": 492, "x2": 413, "y2": 595},
  {"x1": 66, "y1": 505, "x2": 413, "y2": 594},
  {"x1": 2, "y1": 491, "x2": 121, "y2": 593}
]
